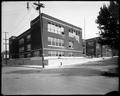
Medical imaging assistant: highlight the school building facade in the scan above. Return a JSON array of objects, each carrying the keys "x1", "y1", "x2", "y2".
[{"x1": 9, "y1": 13, "x2": 83, "y2": 59}]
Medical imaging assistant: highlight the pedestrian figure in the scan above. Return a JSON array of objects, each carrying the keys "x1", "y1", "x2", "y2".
[
  {"x1": 60, "y1": 61, "x2": 62, "y2": 66},
  {"x1": 58, "y1": 54, "x2": 62, "y2": 67}
]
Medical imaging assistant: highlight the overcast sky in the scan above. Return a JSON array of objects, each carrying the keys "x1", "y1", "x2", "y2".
[{"x1": 2, "y1": 1, "x2": 110, "y2": 52}]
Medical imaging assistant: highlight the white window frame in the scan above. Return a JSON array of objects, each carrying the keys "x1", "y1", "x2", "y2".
[
  {"x1": 48, "y1": 23, "x2": 51, "y2": 32},
  {"x1": 69, "y1": 41, "x2": 73, "y2": 48}
]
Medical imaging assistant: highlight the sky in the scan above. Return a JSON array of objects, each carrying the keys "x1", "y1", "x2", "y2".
[{"x1": 2, "y1": 1, "x2": 110, "y2": 52}]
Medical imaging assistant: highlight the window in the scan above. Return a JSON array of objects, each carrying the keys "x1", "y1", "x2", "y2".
[
  {"x1": 19, "y1": 47, "x2": 24, "y2": 52},
  {"x1": 56, "y1": 39, "x2": 59, "y2": 46},
  {"x1": 33, "y1": 50, "x2": 40, "y2": 56},
  {"x1": 75, "y1": 35, "x2": 79, "y2": 42},
  {"x1": 48, "y1": 23, "x2": 64, "y2": 35},
  {"x1": 73, "y1": 30, "x2": 76, "y2": 36},
  {"x1": 26, "y1": 34, "x2": 31, "y2": 41},
  {"x1": 69, "y1": 32, "x2": 74, "y2": 37},
  {"x1": 26, "y1": 53, "x2": 31, "y2": 57},
  {"x1": 59, "y1": 51, "x2": 64, "y2": 56},
  {"x1": 88, "y1": 41, "x2": 94, "y2": 46},
  {"x1": 48, "y1": 51, "x2": 51, "y2": 56},
  {"x1": 69, "y1": 52, "x2": 73, "y2": 56},
  {"x1": 48, "y1": 37, "x2": 64, "y2": 47},
  {"x1": 48, "y1": 23, "x2": 51, "y2": 32},
  {"x1": 51, "y1": 24, "x2": 54, "y2": 32},
  {"x1": 69, "y1": 29, "x2": 80, "y2": 43},
  {"x1": 96, "y1": 43, "x2": 100, "y2": 49},
  {"x1": 53, "y1": 38, "x2": 57, "y2": 46},
  {"x1": 61, "y1": 27, "x2": 64, "y2": 32},
  {"x1": 19, "y1": 53, "x2": 24, "y2": 58},
  {"x1": 53, "y1": 24, "x2": 55, "y2": 32},
  {"x1": 19, "y1": 38, "x2": 24, "y2": 44},
  {"x1": 69, "y1": 41, "x2": 74, "y2": 48},
  {"x1": 53, "y1": 51, "x2": 56, "y2": 56},
  {"x1": 60, "y1": 39, "x2": 64, "y2": 46},
  {"x1": 58, "y1": 26, "x2": 61, "y2": 34},
  {"x1": 48, "y1": 51, "x2": 64, "y2": 56},
  {"x1": 48, "y1": 37, "x2": 54, "y2": 45},
  {"x1": 61, "y1": 27, "x2": 64, "y2": 35},
  {"x1": 48, "y1": 37, "x2": 52, "y2": 42},
  {"x1": 76, "y1": 31, "x2": 78, "y2": 35},
  {"x1": 50, "y1": 51, "x2": 56, "y2": 56},
  {"x1": 27, "y1": 44, "x2": 31, "y2": 51}
]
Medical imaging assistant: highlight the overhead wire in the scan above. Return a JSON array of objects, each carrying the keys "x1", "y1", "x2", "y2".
[
  {"x1": 9, "y1": 2, "x2": 32, "y2": 37},
  {"x1": 11, "y1": 13, "x2": 30, "y2": 36},
  {"x1": 13, "y1": 1, "x2": 39, "y2": 36},
  {"x1": 7, "y1": 2, "x2": 38, "y2": 37},
  {"x1": 9, "y1": 12, "x2": 28, "y2": 36},
  {"x1": 2, "y1": 2, "x2": 33, "y2": 51}
]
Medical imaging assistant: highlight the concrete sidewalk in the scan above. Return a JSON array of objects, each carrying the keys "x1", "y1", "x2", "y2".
[{"x1": 22, "y1": 57, "x2": 114, "y2": 69}]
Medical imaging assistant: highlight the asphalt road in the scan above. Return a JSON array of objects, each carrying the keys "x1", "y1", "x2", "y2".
[{"x1": 2, "y1": 57, "x2": 119, "y2": 95}]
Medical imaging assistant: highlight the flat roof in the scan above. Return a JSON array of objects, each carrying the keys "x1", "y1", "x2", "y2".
[
  {"x1": 16, "y1": 28, "x2": 31, "y2": 39},
  {"x1": 85, "y1": 37, "x2": 100, "y2": 41},
  {"x1": 14, "y1": 13, "x2": 82, "y2": 40},
  {"x1": 31, "y1": 13, "x2": 82, "y2": 30},
  {"x1": 42, "y1": 13, "x2": 82, "y2": 30}
]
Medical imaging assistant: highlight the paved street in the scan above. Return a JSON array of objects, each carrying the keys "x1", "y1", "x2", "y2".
[{"x1": 2, "y1": 57, "x2": 119, "y2": 95}]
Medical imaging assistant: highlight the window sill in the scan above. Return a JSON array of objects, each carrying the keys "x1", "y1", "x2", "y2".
[{"x1": 48, "y1": 45, "x2": 65, "y2": 48}]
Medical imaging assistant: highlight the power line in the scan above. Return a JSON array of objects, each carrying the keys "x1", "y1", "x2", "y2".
[
  {"x1": 3, "y1": 12, "x2": 28, "y2": 37},
  {"x1": 10, "y1": 12, "x2": 30, "y2": 36},
  {"x1": 3, "y1": 8, "x2": 26, "y2": 15},
  {"x1": 3, "y1": 2, "x2": 31, "y2": 37},
  {"x1": 10, "y1": 2, "x2": 38, "y2": 37},
  {"x1": 13, "y1": 16, "x2": 29, "y2": 35}
]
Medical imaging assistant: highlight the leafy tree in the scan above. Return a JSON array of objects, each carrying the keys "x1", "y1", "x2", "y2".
[{"x1": 96, "y1": 1, "x2": 119, "y2": 50}]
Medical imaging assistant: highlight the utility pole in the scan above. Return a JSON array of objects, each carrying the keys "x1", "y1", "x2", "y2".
[
  {"x1": 27, "y1": 2, "x2": 29, "y2": 10},
  {"x1": 33, "y1": 1, "x2": 45, "y2": 68},
  {"x1": 84, "y1": 17, "x2": 86, "y2": 55},
  {"x1": 26, "y1": 2, "x2": 31, "y2": 27},
  {"x1": 3, "y1": 32, "x2": 9, "y2": 65},
  {"x1": 84, "y1": 17, "x2": 86, "y2": 40}
]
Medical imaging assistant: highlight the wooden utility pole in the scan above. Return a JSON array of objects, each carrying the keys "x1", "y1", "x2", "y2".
[
  {"x1": 3, "y1": 32, "x2": 9, "y2": 65},
  {"x1": 33, "y1": 1, "x2": 45, "y2": 68},
  {"x1": 84, "y1": 17, "x2": 86, "y2": 55},
  {"x1": 84, "y1": 17, "x2": 86, "y2": 40},
  {"x1": 26, "y1": 2, "x2": 31, "y2": 26}
]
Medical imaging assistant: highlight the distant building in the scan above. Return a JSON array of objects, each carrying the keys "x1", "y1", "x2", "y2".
[
  {"x1": 9, "y1": 13, "x2": 83, "y2": 59},
  {"x1": 85, "y1": 37, "x2": 118, "y2": 57},
  {"x1": 1, "y1": 50, "x2": 9, "y2": 59},
  {"x1": 9, "y1": 36, "x2": 18, "y2": 58}
]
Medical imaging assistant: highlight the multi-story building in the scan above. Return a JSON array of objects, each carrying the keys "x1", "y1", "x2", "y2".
[
  {"x1": 9, "y1": 13, "x2": 83, "y2": 59},
  {"x1": 85, "y1": 37, "x2": 117, "y2": 57},
  {"x1": 9, "y1": 36, "x2": 18, "y2": 58}
]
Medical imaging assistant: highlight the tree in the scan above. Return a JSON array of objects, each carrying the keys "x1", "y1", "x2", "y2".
[{"x1": 96, "y1": 1, "x2": 119, "y2": 51}]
